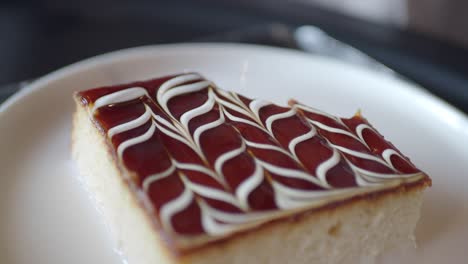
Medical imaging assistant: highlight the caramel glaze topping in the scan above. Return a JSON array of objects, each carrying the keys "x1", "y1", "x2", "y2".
[{"x1": 77, "y1": 73, "x2": 427, "y2": 250}]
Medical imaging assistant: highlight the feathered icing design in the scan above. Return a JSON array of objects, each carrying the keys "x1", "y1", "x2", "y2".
[{"x1": 77, "y1": 73, "x2": 426, "y2": 248}]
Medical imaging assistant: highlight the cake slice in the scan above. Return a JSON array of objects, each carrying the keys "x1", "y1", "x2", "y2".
[{"x1": 72, "y1": 73, "x2": 431, "y2": 264}]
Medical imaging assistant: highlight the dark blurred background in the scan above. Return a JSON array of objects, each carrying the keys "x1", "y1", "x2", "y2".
[{"x1": 1, "y1": 0, "x2": 467, "y2": 112}]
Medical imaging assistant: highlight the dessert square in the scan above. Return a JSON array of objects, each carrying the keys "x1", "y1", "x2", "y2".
[{"x1": 72, "y1": 73, "x2": 430, "y2": 264}]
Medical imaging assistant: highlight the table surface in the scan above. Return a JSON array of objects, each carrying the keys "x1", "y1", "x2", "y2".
[{"x1": 1, "y1": 0, "x2": 467, "y2": 113}]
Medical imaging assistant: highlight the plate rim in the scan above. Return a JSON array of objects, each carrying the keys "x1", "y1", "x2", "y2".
[
  {"x1": 1, "y1": 42, "x2": 468, "y2": 263},
  {"x1": 1, "y1": 42, "x2": 467, "y2": 127}
]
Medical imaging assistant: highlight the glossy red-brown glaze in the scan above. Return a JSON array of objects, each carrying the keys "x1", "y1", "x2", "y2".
[{"x1": 77, "y1": 73, "x2": 423, "y2": 238}]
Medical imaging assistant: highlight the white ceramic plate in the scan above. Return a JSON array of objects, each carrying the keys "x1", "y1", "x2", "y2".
[{"x1": 1, "y1": 43, "x2": 468, "y2": 264}]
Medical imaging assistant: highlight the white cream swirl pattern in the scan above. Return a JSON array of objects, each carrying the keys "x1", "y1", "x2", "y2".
[{"x1": 86, "y1": 73, "x2": 426, "y2": 244}]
